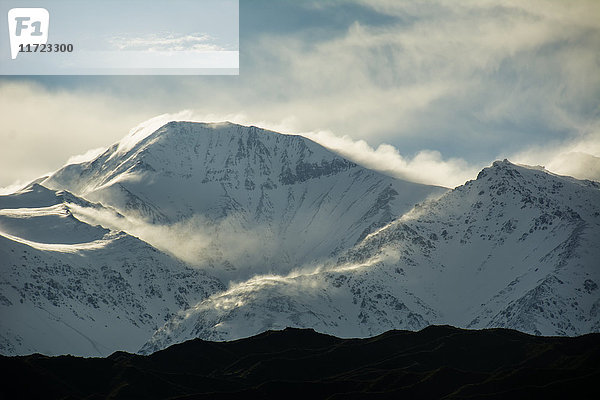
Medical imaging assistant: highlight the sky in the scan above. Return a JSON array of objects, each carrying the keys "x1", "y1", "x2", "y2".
[
  {"x1": 0, "y1": 0, "x2": 238, "y2": 74},
  {"x1": 1, "y1": 0, "x2": 599, "y2": 190}
]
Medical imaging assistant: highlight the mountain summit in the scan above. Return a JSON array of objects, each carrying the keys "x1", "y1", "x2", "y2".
[{"x1": 42, "y1": 121, "x2": 445, "y2": 279}]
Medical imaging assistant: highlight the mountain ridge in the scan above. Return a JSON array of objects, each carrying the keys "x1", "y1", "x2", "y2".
[
  {"x1": 1, "y1": 121, "x2": 598, "y2": 357},
  {"x1": 141, "y1": 156, "x2": 600, "y2": 352},
  {"x1": 0, "y1": 183, "x2": 225, "y2": 356},
  {"x1": 2, "y1": 325, "x2": 598, "y2": 399}
]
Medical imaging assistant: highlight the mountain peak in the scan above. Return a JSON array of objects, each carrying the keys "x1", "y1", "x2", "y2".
[
  {"x1": 475, "y1": 158, "x2": 599, "y2": 193},
  {"x1": 115, "y1": 120, "x2": 306, "y2": 158},
  {"x1": 38, "y1": 121, "x2": 443, "y2": 280},
  {"x1": 476, "y1": 159, "x2": 552, "y2": 182},
  {"x1": 44, "y1": 121, "x2": 354, "y2": 198},
  {"x1": 492, "y1": 158, "x2": 512, "y2": 167},
  {"x1": 110, "y1": 121, "x2": 357, "y2": 187}
]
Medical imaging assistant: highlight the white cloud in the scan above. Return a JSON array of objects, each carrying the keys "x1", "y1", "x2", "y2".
[
  {"x1": 511, "y1": 131, "x2": 600, "y2": 182},
  {"x1": 69, "y1": 202, "x2": 300, "y2": 282},
  {"x1": 109, "y1": 33, "x2": 226, "y2": 52},
  {"x1": 65, "y1": 148, "x2": 106, "y2": 166},
  {"x1": 0, "y1": 180, "x2": 27, "y2": 195},
  {"x1": 0, "y1": 81, "x2": 160, "y2": 187},
  {"x1": 1, "y1": 1, "x2": 598, "y2": 188},
  {"x1": 547, "y1": 152, "x2": 600, "y2": 182},
  {"x1": 303, "y1": 129, "x2": 482, "y2": 188}
]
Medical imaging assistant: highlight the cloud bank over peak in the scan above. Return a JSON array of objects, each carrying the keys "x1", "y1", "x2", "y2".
[
  {"x1": 511, "y1": 130, "x2": 600, "y2": 182},
  {"x1": 302, "y1": 130, "x2": 481, "y2": 188},
  {"x1": 81, "y1": 111, "x2": 599, "y2": 189},
  {"x1": 1, "y1": 0, "x2": 598, "y2": 189}
]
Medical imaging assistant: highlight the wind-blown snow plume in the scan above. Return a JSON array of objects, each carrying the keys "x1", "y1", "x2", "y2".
[
  {"x1": 69, "y1": 204, "x2": 278, "y2": 280},
  {"x1": 511, "y1": 132, "x2": 600, "y2": 182},
  {"x1": 302, "y1": 130, "x2": 483, "y2": 188}
]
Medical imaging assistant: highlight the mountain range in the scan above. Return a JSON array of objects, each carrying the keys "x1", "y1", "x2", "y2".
[{"x1": 1, "y1": 121, "x2": 598, "y2": 356}]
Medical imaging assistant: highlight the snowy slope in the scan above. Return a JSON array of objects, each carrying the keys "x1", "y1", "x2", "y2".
[
  {"x1": 42, "y1": 122, "x2": 446, "y2": 280},
  {"x1": 342, "y1": 160, "x2": 600, "y2": 334},
  {"x1": 141, "y1": 160, "x2": 600, "y2": 353},
  {"x1": 4, "y1": 120, "x2": 598, "y2": 357},
  {"x1": 1, "y1": 121, "x2": 444, "y2": 356},
  {"x1": 0, "y1": 183, "x2": 224, "y2": 356}
]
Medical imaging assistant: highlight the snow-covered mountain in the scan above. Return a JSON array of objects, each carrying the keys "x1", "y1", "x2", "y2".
[
  {"x1": 2, "y1": 120, "x2": 598, "y2": 357},
  {"x1": 141, "y1": 159, "x2": 600, "y2": 353},
  {"x1": 42, "y1": 121, "x2": 445, "y2": 280},
  {"x1": 0, "y1": 183, "x2": 224, "y2": 356},
  {"x1": 1, "y1": 121, "x2": 443, "y2": 356}
]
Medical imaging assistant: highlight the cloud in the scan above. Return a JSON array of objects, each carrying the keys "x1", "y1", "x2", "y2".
[
  {"x1": 1, "y1": 0, "x2": 598, "y2": 189},
  {"x1": 69, "y1": 203, "x2": 296, "y2": 282},
  {"x1": 0, "y1": 80, "x2": 162, "y2": 187},
  {"x1": 511, "y1": 130, "x2": 600, "y2": 182},
  {"x1": 65, "y1": 148, "x2": 107, "y2": 166},
  {"x1": 302, "y1": 130, "x2": 482, "y2": 187},
  {"x1": 109, "y1": 33, "x2": 228, "y2": 52},
  {"x1": 0, "y1": 181, "x2": 28, "y2": 195},
  {"x1": 547, "y1": 152, "x2": 600, "y2": 182},
  {"x1": 232, "y1": 0, "x2": 599, "y2": 142}
]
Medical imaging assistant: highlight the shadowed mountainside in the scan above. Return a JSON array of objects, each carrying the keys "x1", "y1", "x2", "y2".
[{"x1": 1, "y1": 325, "x2": 598, "y2": 399}]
